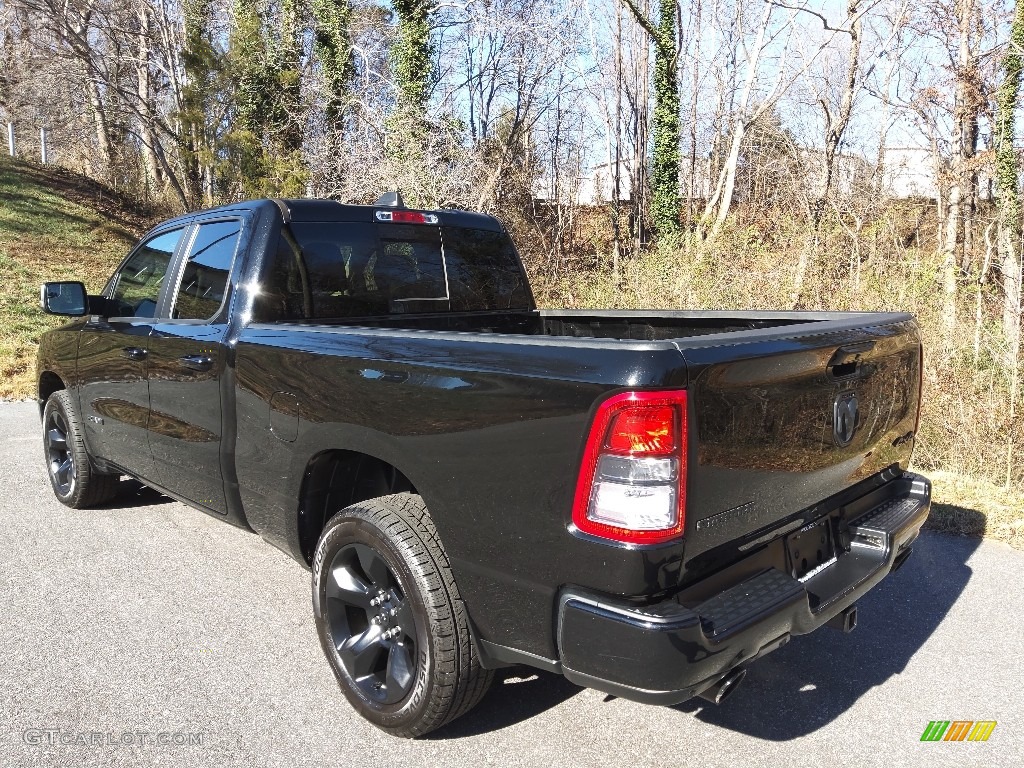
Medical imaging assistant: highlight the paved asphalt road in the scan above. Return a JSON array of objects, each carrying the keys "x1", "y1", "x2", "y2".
[{"x1": 1, "y1": 400, "x2": 1021, "y2": 768}]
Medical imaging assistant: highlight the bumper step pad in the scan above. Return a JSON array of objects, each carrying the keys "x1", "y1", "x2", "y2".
[
  {"x1": 695, "y1": 569, "x2": 805, "y2": 638},
  {"x1": 850, "y1": 497, "x2": 924, "y2": 539}
]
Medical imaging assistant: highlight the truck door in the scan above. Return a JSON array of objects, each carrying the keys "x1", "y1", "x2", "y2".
[
  {"x1": 78, "y1": 227, "x2": 187, "y2": 481},
  {"x1": 146, "y1": 218, "x2": 243, "y2": 515}
]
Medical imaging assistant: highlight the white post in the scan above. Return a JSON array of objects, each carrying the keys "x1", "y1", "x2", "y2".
[
  {"x1": 40, "y1": 127, "x2": 48, "y2": 164},
  {"x1": 7, "y1": 123, "x2": 14, "y2": 157}
]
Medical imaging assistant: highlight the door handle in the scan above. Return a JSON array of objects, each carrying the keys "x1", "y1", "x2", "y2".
[
  {"x1": 178, "y1": 354, "x2": 214, "y2": 372},
  {"x1": 121, "y1": 346, "x2": 147, "y2": 361}
]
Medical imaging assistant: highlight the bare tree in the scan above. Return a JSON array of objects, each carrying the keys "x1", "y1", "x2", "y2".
[
  {"x1": 994, "y1": 0, "x2": 1022, "y2": 485},
  {"x1": 698, "y1": 0, "x2": 846, "y2": 240}
]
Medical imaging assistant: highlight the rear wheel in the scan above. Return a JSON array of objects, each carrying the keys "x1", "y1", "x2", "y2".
[
  {"x1": 42, "y1": 390, "x2": 119, "y2": 508},
  {"x1": 312, "y1": 493, "x2": 492, "y2": 737}
]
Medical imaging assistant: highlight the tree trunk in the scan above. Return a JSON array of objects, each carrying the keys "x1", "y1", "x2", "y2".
[
  {"x1": 712, "y1": 123, "x2": 744, "y2": 234},
  {"x1": 943, "y1": 182, "x2": 962, "y2": 350},
  {"x1": 620, "y1": 0, "x2": 680, "y2": 240},
  {"x1": 85, "y1": 76, "x2": 113, "y2": 178},
  {"x1": 278, "y1": 0, "x2": 303, "y2": 155},
  {"x1": 940, "y1": 0, "x2": 981, "y2": 353},
  {"x1": 311, "y1": 0, "x2": 354, "y2": 122},
  {"x1": 814, "y1": 2, "x2": 862, "y2": 217},
  {"x1": 58, "y1": 4, "x2": 114, "y2": 180},
  {"x1": 995, "y1": 0, "x2": 1023, "y2": 372},
  {"x1": 392, "y1": 0, "x2": 434, "y2": 109},
  {"x1": 700, "y1": 0, "x2": 774, "y2": 241},
  {"x1": 136, "y1": 6, "x2": 164, "y2": 196},
  {"x1": 632, "y1": 7, "x2": 650, "y2": 250},
  {"x1": 181, "y1": 0, "x2": 215, "y2": 206},
  {"x1": 584, "y1": 0, "x2": 621, "y2": 273}
]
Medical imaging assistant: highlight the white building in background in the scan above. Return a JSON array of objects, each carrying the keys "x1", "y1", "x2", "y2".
[
  {"x1": 533, "y1": 146, "x2": 992, "y2": 206},
  {"x1": 882, "y1": 146, "x2": 994, "y2": 200},
  {"x1": 882, "y1": 147, "x2": 938, "y2": 198},
  {"x1": 533, "y1": 159, "x2": 634, "y2": 206}
]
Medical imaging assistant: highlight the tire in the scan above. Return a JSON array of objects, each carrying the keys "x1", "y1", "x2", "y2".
[
  {"x1": 312, "y1": 493, "x2": 493, "y2": 737},
  {"x1": 42, "y1": 390, "x2": 120, "y2": 508}
]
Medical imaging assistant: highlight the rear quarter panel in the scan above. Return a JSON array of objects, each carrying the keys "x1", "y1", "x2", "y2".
[{"x1": 232, "y1": 325, "x2": 688, "y2": 658}]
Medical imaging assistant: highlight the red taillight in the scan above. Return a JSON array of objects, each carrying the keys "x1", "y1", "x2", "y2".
[
  {"x1": 605, "y1": 405, "x2": 676, "y2": 453},
  {"x1": 572, "y1": 390, "x2": 688, "y2": 546},
  {"x1": 375, "y1": 210, "x2": 439, "y2": 224}
]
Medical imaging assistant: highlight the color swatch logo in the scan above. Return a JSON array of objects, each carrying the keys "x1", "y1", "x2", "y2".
[{"x1": 920, "y1": 721, "x2": 997, "y2": 742}]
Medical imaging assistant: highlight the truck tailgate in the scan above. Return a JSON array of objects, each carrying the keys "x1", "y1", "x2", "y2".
[{"x1": 679, "y1": 317, "x2": 922, "y2": 566}]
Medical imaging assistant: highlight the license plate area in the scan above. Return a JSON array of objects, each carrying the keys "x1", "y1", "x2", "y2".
[{"x1": 786, "y1": 519, "x2": 836, "y2": 581}]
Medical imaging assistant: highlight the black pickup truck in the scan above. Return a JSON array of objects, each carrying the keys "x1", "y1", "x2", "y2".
[{"x1": 36, "y1": 195, "x2": 930, "y2": 737}]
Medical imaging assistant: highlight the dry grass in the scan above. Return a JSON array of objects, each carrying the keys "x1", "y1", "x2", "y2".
[{"x1": 924, "y1": 469, "x2": 1024, "y2": 550}]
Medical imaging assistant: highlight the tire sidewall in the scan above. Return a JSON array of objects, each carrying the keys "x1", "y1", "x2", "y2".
[{"x1": 312, "y1": 511, "x2": 436, "y2": 733}]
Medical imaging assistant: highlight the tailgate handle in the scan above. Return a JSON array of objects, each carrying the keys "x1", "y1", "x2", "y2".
[{"x1": 828, "y1": 342, "x2": 875, "y2": 378}]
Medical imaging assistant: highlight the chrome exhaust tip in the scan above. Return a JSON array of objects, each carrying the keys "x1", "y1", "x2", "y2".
[{"x1": 697, "y1": 667, "x2": 747, "y2": 705}]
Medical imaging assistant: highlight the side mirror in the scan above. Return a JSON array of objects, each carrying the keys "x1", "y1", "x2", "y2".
[{"x1": 40, "y1": 281, "x2": 88, "y2": 316}]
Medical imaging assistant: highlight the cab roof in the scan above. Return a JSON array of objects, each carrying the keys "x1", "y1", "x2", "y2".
[{"x1": 157, "y1": 198, "x2": 505, "y2": 233}]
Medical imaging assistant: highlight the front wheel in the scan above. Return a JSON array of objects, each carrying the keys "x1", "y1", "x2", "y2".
[
  {"x1": 312, "y1": 493, "x2": 492, "y2": 737},
  {"x1": 42, "y1": 390, "x2": 119, "y2": 508}
]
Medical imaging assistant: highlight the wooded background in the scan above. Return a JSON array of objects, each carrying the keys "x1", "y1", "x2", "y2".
[{"x1": 0, "y1": 0, "x2": 1022, "y2": 494}]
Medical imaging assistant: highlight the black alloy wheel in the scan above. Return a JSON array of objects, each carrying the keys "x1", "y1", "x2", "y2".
[
  {"x1": 325, "y1": 543, "x2": 418, "y2": 704},
  {"x1": 45, "y1": 407, "x2": 76, "y2": 496}
]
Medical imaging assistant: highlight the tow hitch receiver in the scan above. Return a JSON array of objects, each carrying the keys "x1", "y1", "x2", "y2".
[{"x1": 826, "y1": 604, "x2": 858, "y2": 633}]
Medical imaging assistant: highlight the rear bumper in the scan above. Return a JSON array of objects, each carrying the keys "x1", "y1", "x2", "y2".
[{"x1": 556, "y1": 472, "x2": 931, "y2": 705}]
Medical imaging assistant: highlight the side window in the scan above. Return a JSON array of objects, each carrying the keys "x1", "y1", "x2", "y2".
[
  {"x1": 172, "y1": 220, "x2": 241, "y2": 320},
  {"x1": 108, "y1": 228, "x2": 184, "y2": 318},
  {"x1": 251, "y1": 222, "x2": 458, "y2": 321}
]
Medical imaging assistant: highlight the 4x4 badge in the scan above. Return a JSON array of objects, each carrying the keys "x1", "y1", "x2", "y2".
[{"x1": 833, "y1": 391, "x2": 859, "y2": 447}]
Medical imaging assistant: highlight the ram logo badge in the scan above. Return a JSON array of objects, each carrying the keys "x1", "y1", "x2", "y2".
[{"x1": 833, "y1": 391, "x2": 859, "y2": 447}]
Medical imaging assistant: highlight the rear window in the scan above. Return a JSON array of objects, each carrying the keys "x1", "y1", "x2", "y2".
[
  {"x1": 256, "y1": 221, "x2": 530, "y2": 321},
  {"x1": 443, "y1": 227, "x2": 529, "y2": 312}
]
